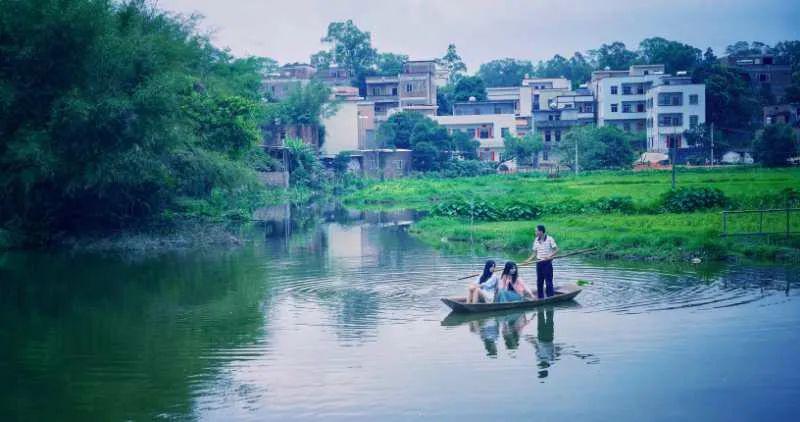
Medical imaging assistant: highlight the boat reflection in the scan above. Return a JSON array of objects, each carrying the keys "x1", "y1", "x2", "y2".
[{"x1": 442, "y1": 305, "x2": 598, "y2": 378}]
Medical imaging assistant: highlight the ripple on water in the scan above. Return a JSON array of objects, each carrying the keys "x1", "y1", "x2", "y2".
[{"x1": 270, "y1": 250, "x2": 797, "y2": 323}]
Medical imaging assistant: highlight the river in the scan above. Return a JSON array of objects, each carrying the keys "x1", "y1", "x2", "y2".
[{"x1": 1, "y1": 208, "x2": 799, "y2": 421}]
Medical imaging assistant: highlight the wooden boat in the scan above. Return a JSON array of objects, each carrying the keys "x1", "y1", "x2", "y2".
[{"x1": 441, "y1": 282, "x2": 582, "y2": 313}]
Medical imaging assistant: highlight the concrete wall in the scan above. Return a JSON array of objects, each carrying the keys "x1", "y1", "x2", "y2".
[{"x1": 321, "y1": 99, "x2": 360, "y2": 157}]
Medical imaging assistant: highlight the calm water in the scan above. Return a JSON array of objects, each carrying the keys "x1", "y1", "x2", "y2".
[{"x1": 1, "y1": 210, "x2": 799, "y2": 421}]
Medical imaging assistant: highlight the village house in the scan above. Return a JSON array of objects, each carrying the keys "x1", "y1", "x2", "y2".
[{"x1": 590, "y1": 64, "x2": 706, "y2": 153}]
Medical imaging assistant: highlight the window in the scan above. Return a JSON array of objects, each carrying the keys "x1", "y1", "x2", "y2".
[
  {"x1": 622, "y1": 85, "x2": 632, "y2": 95},
  {"x1": 479, "y1": 127, "x2": 490, "y2": 139},
  {"x1": 391, "y1": 87, "x2": 397, "y2": 96},
  {"x1": 394, "y1": 160, "x2": 404, "y2": 170},
  {"x1": 372, "y1": 87, "x2": 380, "y2": 96},
  {"x1": 658, "y1": 93, "x2": 683, "y2": 106},
  {"x1": 636, "y1": 121, "x2": 645, "y2": 131},
  {"x1": 542, "y1": 149, "x2": 549, "y2": 161},
  {"x1": 758, "y1": 73, "x2": 769, "y2": 82},
  {"x1": 623, "y1": 122, "x2": 631, "y2": 132},
  {"x1": 637, "y1": 103, "x2": 645, "y2": 113},
  {"x1": 548, "y1": 114, "x2": 554, "y2": 121},
  {"x1": 494, "y1": 106, "x2": 502, "y2": 114},
  {"x1": 501, "y1": 128, "x2": 510, "y2": 138},
  {"x1": 636, "y1": 85, "x2": 644, "y2": 95},
  {"x1": 623, "y1": 103, "x2": 632, "y2": 113},
  {"x1": 610, "y1": 86, "x2": 618, "y2": 95},
  {"x1": 467, "y1": 128, "x2": 476, "y2": 138},
  {"x1": 405, "y1": 83, "x2": 413, "y2": 93},
  {"x1": 554, "y1": 114, "x2": 561, "y2": 121},
  {"x1": 611, "y1": 103, "x2": 618, "y2": 113},
  {"x1": 689, "y1": 94, "x2": 699, "y2": 105},
  {"x1": 658, "y1": 113, "x2": 683, "y2": 127},
  {"x1": 690, "y1": 115, "x2": 699, "y2": 128},
  {"x1": 555, "y1": 131, "x2": 561, "y2": 142},
  {"x1": 545, "y1": 131, "x2": 552, "y2": 142}
]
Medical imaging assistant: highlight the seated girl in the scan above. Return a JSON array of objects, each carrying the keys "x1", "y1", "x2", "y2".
[
  {"x1": 467, "y1": 260, "x2": 499, "y2": 304},
  {"x1": 496, "y1": 261, "x2": 535, "y2": 303}
]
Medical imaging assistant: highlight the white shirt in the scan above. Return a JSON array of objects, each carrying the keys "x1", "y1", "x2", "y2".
[{"x1": 533, "y1": 235, "x2": 558, "y2": 259}]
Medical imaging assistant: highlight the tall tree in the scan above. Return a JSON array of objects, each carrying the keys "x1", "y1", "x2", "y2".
[
  {"x1": 589, "y1": 42, "x2": 638, "y2": 70},
  {"x1": 694, "y1": 66, "x2": 761, "y2": 135},
  {"x1": 451, "y1": 76, "x2": 487, "y2": 102},
  {"x1": 373, "y1": 52, "x2": 408, "y2": 76},
  {"x1": 312, "y1": 20, "x2": 377, "y2": 93},
  {"x1": 0, "y1": 0, "x2": 269, "y2": 233},
  {"x1": 725, "y1": 41, "x2": 768, "y2": 56},
  {"x1": 440, "y1": 43, "x2": 467, "y2": 84},
  {"x1": 535, "y1": 52, "x2": 594, "y2": 87},
  {"x1": 477, "y1": 58, "x2": 534, "y2": 87},
  {"x1": 637, "y1": 37, "x2": 702, "y2": 74},
  {"x1": 773, "y1": 40, "x2": 800, "y2": 70},
  {"x1": 557, "y1": 126, "x2": 636, "y2": 170},
  {"x1": 753, "y1": 123, "x2": 798, "y2": 167}
]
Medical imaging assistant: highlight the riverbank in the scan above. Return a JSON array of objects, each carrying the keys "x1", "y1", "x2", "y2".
[{"x1": 345, "y1": 167, "x2": 800, "y2": 263}]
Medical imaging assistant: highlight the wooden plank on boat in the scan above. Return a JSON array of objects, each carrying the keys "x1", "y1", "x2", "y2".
[{"x1": 441, "y1": 282, "x2": 582, "y2": 313}]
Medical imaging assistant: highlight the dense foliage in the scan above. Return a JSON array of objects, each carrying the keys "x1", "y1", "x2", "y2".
[
  {"x1": 376, "y1": 111, "x2": 478, "y2": 172},
  {"x1": 753, "y1": 123, "x2": 799, "y2": 167},
  {"x1": 503, "y1": 133, "x2": 544, "y2": 167},
  {"x1": 557, "y1": 126, "x2": 638, "y2": 170},
  {"x1": 660, "y1": 187, "x2": 729, "y2": 213},
  {"x1": 0, "y1": 0, "x2": 274, "y2": 237},
  {"x1": 477, "y1": 58, "x2": 534, "y2": 87}
]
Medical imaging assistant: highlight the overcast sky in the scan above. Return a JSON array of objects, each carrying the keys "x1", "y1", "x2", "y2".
[{"x1": 157, "y1": 0, "x2": 799, "y2": 71}]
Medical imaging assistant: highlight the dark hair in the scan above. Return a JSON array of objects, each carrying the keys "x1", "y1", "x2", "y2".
[
  {"x1": 501, "y1": 261, "x2": 518, "y2": 286},
  {"x1": 479, "y1": 260, "x2": 496, "y2": 284},
  {"x1": 537, "y1": 225, "x2": 546, "y2": 233}
]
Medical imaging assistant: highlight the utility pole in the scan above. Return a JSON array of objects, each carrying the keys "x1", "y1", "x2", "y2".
[
  {"x1": 709, "y1": 122, "x2": 714, "y2": 167},
  {"x1": 671, "y1": 134, "x2": 677, "y2": 189},
  {"x1": 574, "y1": 136, "x2": 579, "y2": 177}
]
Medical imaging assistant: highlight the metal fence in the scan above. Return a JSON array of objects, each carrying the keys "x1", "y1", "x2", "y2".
[{"x1": 721, "y1": 208, "x2": 800, "y2": 237}]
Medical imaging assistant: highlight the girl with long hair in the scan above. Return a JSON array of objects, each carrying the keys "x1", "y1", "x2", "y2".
[
  {"x1": 496, "y1": 261, "x2": 534, "y2": 303},
  {"x1": 466, "y1": 260, "x2": 499, "y2": 304}
]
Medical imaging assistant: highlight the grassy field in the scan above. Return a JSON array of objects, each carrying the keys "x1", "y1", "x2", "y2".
[{"x1": 345, "y1": 167, "x2": 800, "y2": 262}]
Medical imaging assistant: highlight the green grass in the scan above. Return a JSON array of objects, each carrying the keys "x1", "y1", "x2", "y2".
[{"x1": 345, "y1": 167, "x2": 800, "y2": 263}]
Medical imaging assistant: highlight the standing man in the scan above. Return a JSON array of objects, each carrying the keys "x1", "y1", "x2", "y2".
[{"x1": 528, "y1": 225, "x2": 558, "y2": 298}]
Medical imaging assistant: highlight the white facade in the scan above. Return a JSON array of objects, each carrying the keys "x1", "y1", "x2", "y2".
[
  {"x1": 590, "y1": 65, "x2": 706, "y2": 152},
  {"x1": 321, "y1": 99, "x2": 360, "y2": 157},
  {"x1": 486, "y1": 86, "x2": 533, "y2": 117},
  {"x1": 433, "y1": 114, "x2": 517, "y2": 162},
  {"x1": 646, "y1": 80, "x2": 706, "y2": 152}
]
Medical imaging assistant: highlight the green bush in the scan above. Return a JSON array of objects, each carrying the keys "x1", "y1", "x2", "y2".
[
  {"x1": 440, "y1": 160, "x2": 496, "y2": 178},
  {"x1": 431, "y1": 198, "x2": 541, "y2": 221},
  {"x1": 661, "y1": 187, "x2": 729, "y2": 213},
  {"x1": 590, "y1": 196, "x2": 636, "y2": 214}
]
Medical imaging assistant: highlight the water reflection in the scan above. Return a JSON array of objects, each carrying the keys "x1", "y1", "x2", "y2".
[{"x1": 442, "y1": 305, "x2": 598, "y2": 380}]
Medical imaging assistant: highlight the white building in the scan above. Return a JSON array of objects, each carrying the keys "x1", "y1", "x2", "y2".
[
  {"x1": 433, "y1": 113, "x2": 517, "y2": 162},
  {"x1": 590, "y1": 64, "x2": 706, "y2": 153},
  {"x1": 645, "y1": 76, "x2": 705, "y2": 152}
]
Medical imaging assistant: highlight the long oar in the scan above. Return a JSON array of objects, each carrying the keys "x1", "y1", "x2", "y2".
[{"x1": 455, "y1": 247, "x2": 598, "y2": 281}]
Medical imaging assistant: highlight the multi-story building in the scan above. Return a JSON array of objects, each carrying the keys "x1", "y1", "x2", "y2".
[
  {"x1": 590, "y1": 64, "x2": 705, "y2": 153},
  {"x1": 264, "y1": 64, "x2": 352, "y2": 100},
  {"x1": 645, "y1": 76, "x2": 706, "y2": 152},
  {"x1": 434, "y1": 110, "x2": 517, "y2": 162},
  {"x1": 522, "y1": 77, "x2": 571, "y2": 112},
  {"x1": 365, "y1": 60, "x2": 439, "y2": 121},
  {"x1": 531, "y1": 89, "x2": 595, "y2": 165},
  {"x1": 724, "y1": 54, "x2": 793, "y2": 101}
]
